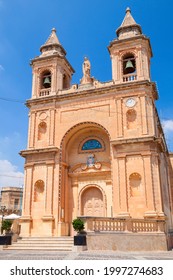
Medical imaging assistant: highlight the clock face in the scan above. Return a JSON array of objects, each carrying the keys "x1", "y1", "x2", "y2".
[{"x1": 126, "y1": 98, "x2": 136, "y2": 107}]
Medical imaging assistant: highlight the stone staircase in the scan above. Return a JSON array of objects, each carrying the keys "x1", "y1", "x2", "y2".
[{"x1": 4, "y1": 237, "x2": 74, "y2": 251}]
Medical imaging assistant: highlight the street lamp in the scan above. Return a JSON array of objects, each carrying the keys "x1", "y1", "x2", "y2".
[{"x1": 1, "y1": 206, "x2": 6, "y2": 235}]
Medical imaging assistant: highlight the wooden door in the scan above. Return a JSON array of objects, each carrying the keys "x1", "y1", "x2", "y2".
[{"x1": 81, "y1": 187, "x2": 104, "y2": 217}]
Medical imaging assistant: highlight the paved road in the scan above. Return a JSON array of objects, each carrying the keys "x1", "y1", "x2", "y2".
[{"x1": 0, "y1": 250, "x2": 173, "y2": 260}]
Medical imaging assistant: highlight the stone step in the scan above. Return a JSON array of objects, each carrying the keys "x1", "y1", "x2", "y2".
[
  {"x1": 16, "y1": 240, "x2": 73, "y2": 244},
  {"x1": 4, "y1": 246, "x2": 72, "y2": 251},
  {"x1": 18, "y1": 237, "x2": 73, "y2": 242},
  {"x1": 6, "y1": 243, "x2": 72, "y2": 247},
  {"x1": 4, "y1": 236, "x2": 74, "y2": 251}
]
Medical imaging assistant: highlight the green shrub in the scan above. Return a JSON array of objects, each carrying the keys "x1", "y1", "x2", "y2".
[
  {"x1": 1, "y1": 220, "x2": 12, "y2": 232},
  {"x1": 72, "y1": 218, "x2": 85, "y2": 233}
]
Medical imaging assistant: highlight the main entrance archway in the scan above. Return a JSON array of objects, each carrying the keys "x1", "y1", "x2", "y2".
[{"x1": 59, "y1": 122, "x2": 111, "y2": 235}]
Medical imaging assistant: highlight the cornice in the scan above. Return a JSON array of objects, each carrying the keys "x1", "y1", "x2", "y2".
[
  {"x1": 108, "y1": 35, "x2": 153, "y2": 57},
  {"x1": 30, "y1": 53, "x2": 75, "y2": 74},
  {"x1": 111, "y1": 136, "x2": 168, "y2": 153},
  {"x1": 20, "y1": 147, "x2": 59, "y2": 157},
  {"x1": 26, "y1": 80, "x2": 158, "y2": 108}
]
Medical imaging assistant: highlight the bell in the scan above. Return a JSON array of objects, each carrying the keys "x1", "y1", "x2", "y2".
[
  {"x1": 43, "y1": 77, "x2": 51, "y2": 88},
  {"x1": 124, "y1": 60, "x2": 135, "y2": 74}
]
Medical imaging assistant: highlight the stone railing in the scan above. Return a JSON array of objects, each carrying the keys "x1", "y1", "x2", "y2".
[
  {"x1": 123, "y1": 74, "x2": 137, "y2": 82},
  {"x1": 79, "y1": 217, "x2": 166, "y2": 233},
  {"x1": 39, "y1": 89, "x2": 51, "y2": 97}
]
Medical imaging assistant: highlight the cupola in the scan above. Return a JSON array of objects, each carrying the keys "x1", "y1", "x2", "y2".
[{"x1": 116, "y1": 7, "x2": 142, "y2": 39}]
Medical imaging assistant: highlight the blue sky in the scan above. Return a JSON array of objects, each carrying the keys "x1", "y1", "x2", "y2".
[{"x1": 0, "y1": 0, "x2": 173, "y2": 188}]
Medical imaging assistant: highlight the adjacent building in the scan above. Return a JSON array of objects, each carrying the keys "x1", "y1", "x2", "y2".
[{"x1": 0, "y1": 187, "x2": 23, "y2": 215}]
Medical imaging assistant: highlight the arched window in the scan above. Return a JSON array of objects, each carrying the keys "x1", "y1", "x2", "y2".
[
  {"x1": 82, "y1": 139, "x2": 102, "y2": 151},
  {"x1": 41, "y1": 70, "x2": 51, "y2": 89},
  {"x1": 34, "y1": 180, "x2": 44, "y2": 202},
  {"x1": 38, "y1": 122, "x2": 47, "y2": 140},
  {"x1": 129, "y1": 173, "x2": 142, "y2": 197},
  {"x1": 63, "y1": 74, "x2": 69, "y2": 89},
  {"x1": 123, "y1": 53, "x2": 136, "y2": 75}
]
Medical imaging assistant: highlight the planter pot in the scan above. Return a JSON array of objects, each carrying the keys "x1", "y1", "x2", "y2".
[
  {"x1": 74, "y1": 235, "x2": 87, "y2": 246},
  {"x1": 0, "y1": 235, "x2": 12, "y2": 245}
]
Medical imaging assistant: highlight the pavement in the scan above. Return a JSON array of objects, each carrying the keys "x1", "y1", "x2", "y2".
[{"x1": 0, "y1": 249, "x2": 173, "y2": 260}]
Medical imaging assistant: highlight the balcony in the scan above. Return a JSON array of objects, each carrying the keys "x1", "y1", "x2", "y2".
[
  {"x1": 39, "y1": 88, "x2": 51, "y2": 97},
  {"x1": 123, "y1": 74, "x2": 137, "y2": 82}
]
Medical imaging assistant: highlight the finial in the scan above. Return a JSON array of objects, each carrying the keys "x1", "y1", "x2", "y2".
[
  {"x1": 126, "y1": 7, "x2": 131, "y2": 13},
  {"x1": 52, "y1": 28, "x2": 56, "y2": 33}
]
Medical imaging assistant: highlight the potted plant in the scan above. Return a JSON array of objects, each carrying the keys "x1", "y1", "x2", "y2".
[
  {"x1": 0, "y1": 220, "x2": 13, "y2": 246},
  {"x1": 72, "y1": 218, "x2": 87, "y2": 246},
  {"x1": 1, "y1": 220, "x2": 12, "y2": 235}
]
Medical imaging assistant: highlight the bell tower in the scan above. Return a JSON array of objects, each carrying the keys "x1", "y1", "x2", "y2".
[
  {"x1": 108, "y1": 8, "x2": 152, "y2": 83},
  {"x1": 31, "y1": 28, "x2": 74, "y2": 98}
]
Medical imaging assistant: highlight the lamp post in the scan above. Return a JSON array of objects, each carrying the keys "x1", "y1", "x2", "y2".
[{"x1": 1, "y1": 205, "x2": 6, "y2": 235}]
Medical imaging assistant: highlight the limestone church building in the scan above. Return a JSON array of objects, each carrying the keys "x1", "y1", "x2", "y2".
[{"x1": 20, "y1": 8, "x2": 173, "y2": 250}]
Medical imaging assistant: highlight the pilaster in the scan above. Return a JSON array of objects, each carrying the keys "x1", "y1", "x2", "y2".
[
  {"x1": 143, "y1": 154, "x2": 157, "y2": 217},
  {"x1": 28, "y1": 111, "x2": 36, "y2": 148},
  {"x1": 117, "y1": 156, "x2": 130, "y2": 217},
  {"x1": 20, "y1": 166, "x2": 33, "y2": 236},
  {"x1": 49, "y1": 109, "x2": 55, "y2": 146},
  {"x1": 151, "y1": 154, "x2": 165, "y2": 217},
  {"x1": 140, "y1": 96, "x2": 148, "y2": 135}
]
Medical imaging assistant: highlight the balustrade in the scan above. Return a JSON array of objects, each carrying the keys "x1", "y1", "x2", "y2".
[
  {"x1": 123, "y1": 74, "x2": 137, "y2": 82},
  {"x1": 39, "y1": 89, "x2": 50, "y2": 97},
  {"x1": 79, "y1": 217, "x2": 165, "y2": 233}
]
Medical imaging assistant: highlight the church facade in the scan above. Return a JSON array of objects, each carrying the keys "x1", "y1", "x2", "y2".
[{"x1": 20, "y1": 8, "x2": 173, "y2": 249}]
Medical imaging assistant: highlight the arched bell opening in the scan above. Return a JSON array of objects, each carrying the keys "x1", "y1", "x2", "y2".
[
  {"x1": 63, "y1": 74, "x2": 70, "y2": 89},
  {"x1": 122, "y1": 53, "x2": 136, "y2": 75},
  {"x1": 41, "y1": 70, "x2": 51, "y2": 89}
]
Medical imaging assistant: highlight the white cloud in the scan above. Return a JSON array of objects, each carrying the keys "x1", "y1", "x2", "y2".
[
  {"x1": 0, "y1": 64, "x2": 4, "y2": 71},
  {"x1": 161, "y1": 119, "x2": 173, "y2": 152},
  {"x1": 162, "y1": 120, "x2": 173, "y2": 132},
  {"x1": 0, "y1": 159, "x2": 24, "y2": 188},
  {"x1": 0, "y1": 132, "x2": 25, "y2": 168}
]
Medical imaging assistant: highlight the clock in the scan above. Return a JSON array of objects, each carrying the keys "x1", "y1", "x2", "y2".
[{"x1": 126, "y1": 98, "x2": 136, "y2": 107}]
